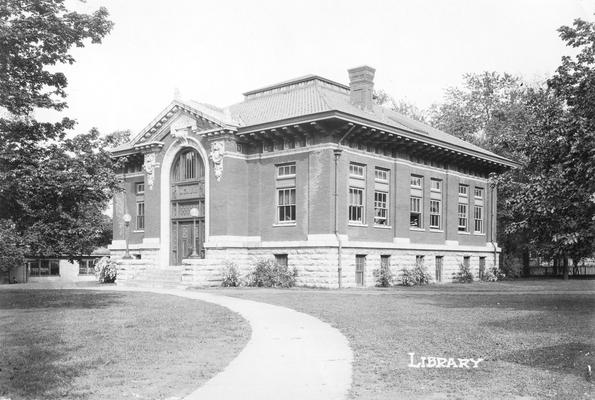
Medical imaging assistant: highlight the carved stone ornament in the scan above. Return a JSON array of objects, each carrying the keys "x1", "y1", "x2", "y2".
[
  {"x1": 209, "y1": 141, "x2": 225, "y2": 182},
  {"x1": 172, "y1": 126, "x2": 190, "y2": 146},
  {"x1": 143, "y1": 153, "x2": 160, "y2": 190}
]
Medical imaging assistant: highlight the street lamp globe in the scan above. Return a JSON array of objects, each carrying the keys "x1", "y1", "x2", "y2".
[{"x1": 123, "y1": 213, "x2": 132, "y2": 224}]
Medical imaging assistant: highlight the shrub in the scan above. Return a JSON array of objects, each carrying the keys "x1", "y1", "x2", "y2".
[
  {"x1": 400, "y1": 263, "x2": 432, "y2": 286},
  {"x1": 94, "y1": 256, "x2": 117, "y2": 283},
  {"x1": 455, "y1": 262, "x2": 474, "y2": 283},
  {"x1": 373, "y1": 263, "x2": 394, "y2": 287},
  {"x1": 248, "y1": 258, "x2": 297, "y2": 288},
  {"x1": 221, "y1": 261, "x2": 242, "y2": 287},
  {"x1": 482, "y1": 266, "x2": 506, "y2": 282}
]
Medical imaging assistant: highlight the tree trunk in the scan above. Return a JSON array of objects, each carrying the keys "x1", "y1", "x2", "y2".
[
  {"x1": 522, "y1": 250, "x2": 530, "y2": 277},
  {"x1": 563, "y1": 256, "x2": 569, "y2": 281}
]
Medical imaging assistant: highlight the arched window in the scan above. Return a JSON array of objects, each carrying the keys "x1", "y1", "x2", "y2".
[{"x1": 172, "y1": 150, "x2": 202, "y2": 182}]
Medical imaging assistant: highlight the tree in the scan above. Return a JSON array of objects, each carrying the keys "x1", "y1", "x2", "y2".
[
  {"x1": 0, "y1": 1, "x2": 115, "y2": 268},
  {"x1": 373, "y1": 89, "x2": 427, "y2": 123}
]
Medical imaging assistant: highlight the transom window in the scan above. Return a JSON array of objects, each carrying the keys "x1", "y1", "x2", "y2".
[
  {"x1": 411, "y1": 176, "x2": 423, "y2": 188},
  {"x1": 278, "y1": 164, "x2": 296, "y2": 177},
  {"x1": 349, "y1": 187, "x2": 365, "y2": 223},
  {"x1": 374, "y1": 168, "x2": 388, "y2": 182},
  {"x1": 349, "y1": 163, "x2": 365, "y2": 178},
  {"x1": 374, "y1": 191, "x2": 388, "y2": 226},
  {"x1": 136, "y1": 182, "x2": 145, "y2": 194},
  {"x1": 172, "y1": 150, "x2": 202, "y2": 182},
  {"x1": 459, "y1": 184, "x2": 468, "y2": 196}
]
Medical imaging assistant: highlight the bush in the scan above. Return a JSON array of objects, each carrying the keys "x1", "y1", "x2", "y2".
[
  {"x1": 221, "y1": 261, "x2": 242, "y2": 287},
  {"x1": 94, "y1": 256, "x2": 117, "y2": 283},
  {"x1": 248, "y1": 258, "x2": 297, "y2": 288},
  {"x1": 400, "y1": 263, "x2": 432, "y2": 286},
  {"x1": 373, "y1": 263, "x2": 394, "y2": 287},
  {"x1": 455, "y1": 262, "x2": 474, "y2": 283},
  {"x1": 482, "y1": 266, "x2": 506, "y2": 282}
]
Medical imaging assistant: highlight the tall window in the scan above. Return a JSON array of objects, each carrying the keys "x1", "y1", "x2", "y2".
[
  {"x1": 356, "y1": 254, "x2": 366, "y2": 286},
  {"x1": 374, "y1": 167, "x2": 390, "y2": 226},
  {"x1": 429, "y1": 178, "x2": 442, "y2": 229},
  {"x1": 458, "y1": 184, "x2": 469, "y2": 232},
  {"x1": 278, "y1": 189, "x2": 296, "y2": 222},
  {"x1": 410, "y1": 175, "x2": 423, "y2": 228},
  {"x1": 349, "y1": 163, "x2": 366, "y2": 224},
  {"x1": 349, "y1": 188, "x2": 365, "y2": 223},
  {"x1": 276, "y1": 163, "x2": 296, "y2": 223},
  {"x1": 136, "y1": 202, "x2": 145, "y2": 230},
  {"x1": 474, "y1": 186, "x2": 484, "y2": 233}
]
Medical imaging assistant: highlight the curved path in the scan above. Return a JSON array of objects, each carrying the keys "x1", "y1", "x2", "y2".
[{"x1": 94, "y1": 286, "x2": 353, "y2": 400}]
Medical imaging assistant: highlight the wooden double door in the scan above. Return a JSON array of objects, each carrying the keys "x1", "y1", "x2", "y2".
[{"x1": 171, "y1": 218, "x2": 204, "y2": 265}]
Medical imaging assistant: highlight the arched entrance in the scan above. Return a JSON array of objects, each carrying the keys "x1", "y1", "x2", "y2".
[{"x1": 170, "y1": 149, "x2": 205, "y2": 265}]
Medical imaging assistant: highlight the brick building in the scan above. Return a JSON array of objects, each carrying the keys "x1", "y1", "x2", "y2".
[{"x1": 109, "y1": 66, "x2": 515, "y2": 287}]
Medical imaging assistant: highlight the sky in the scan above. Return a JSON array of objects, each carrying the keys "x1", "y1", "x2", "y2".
[{"x1": 44, "y1": 0, "x2": 595, "y2": 136}]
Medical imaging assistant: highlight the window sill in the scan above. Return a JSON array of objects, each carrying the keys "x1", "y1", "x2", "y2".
[
  {"x1": 409, "y1": 227, "x2": 425, "y2": 231},
  {"x1": 473, "y1": 232, "x2": 486, "y2": 236},
  {"x1": 458, "y1": 231, "x2": 471, "y2": 235},
  {"x1": 273, "y1": 222, "x2": 296, "y2": 227},
  {"x1": 133, "y1": 230, "x2": 145, "y2": 233},
  {"x1": 373, "y1": 225, "x2": 392, "y2": 229},
  {"x1": 429, "y1": 229, "x2": 444, "y2": 233},
  {"x1": 348, "y1": 223, "x2": 368, "y2": 227}
]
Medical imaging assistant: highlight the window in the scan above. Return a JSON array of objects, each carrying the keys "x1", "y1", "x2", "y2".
[
  {"x1": 381, "y1": 255, "x2": 391, "y2": 269},
  {"x1": 410, "y1": 175, "x2": 423, "y2": 228},
  {"x1": 431, "y1": 179, "x2": 441, "y2": 191},
  {"x1": 356, "y1": 255, "x2": 366, "y2": 286},
  {"x1": 429, "y1": 199, "x2": 441, "y2": 229},
  {"x1": 479, "y1": 257, "x2": 486, "y2": 280},
  {"x1": 459, "y1": 184, "x2": 468, "y2": 196},
  {"x1": 172, "y1": 150, "x2": 201, "y2": 182},
  {"x1": 136, "y1": 182, "x2": 145, "y2": 194},
  {"x1": 349, "y1": 187, "x2": 365, "y2": 223},
  {"x1": 79, "y1": 259, "x2": 97, "y2": 275},
  {"x1": 136, "y1": 201, "x2": 145, "y2": 230},
  {"x1": 435, "y1": 256, "x2": 443, "y2": 282},
  {"x1": 474, "y1": 205, "x2": 484, "y2": 233},
  {"x1": 278, "y1": 164, "x2": 296, "y2": 177},
  {"x1": 474, "y1": 187, "x2": 484, "y2": 199},
  {"x1": 277, "y1": 188, "x2": 296, "y2": 223},
  {"x1": 374, "y1": 191, "x2": 388, "y2": 226},
  {"x1": 28, "y1": 259, "x2": 59, "y2": 277},
  {"x1": 463, "y1": 256, "x2": 470, "y2": 269},
  {"x1": 410, "y1": 197, "x2": 422, "y2": 228},
  {"x1": 458, "y1": 203, "x2": 468, "y2": 232},
  {"x1": 375, "y1": 169, "x2": 388, "y2": 182},
  {"x1": 410, "y1": 176, "x2": 422, "y2": 188},
  {"x1": 275, "y1": 254, "x2": 288, "y2": 268},
  {"x1": 349, "y1": 163, "x2": 365, "y2": 178},
  {"x1": 276, "y1": 163, "x2": 296, "y2": 224}
]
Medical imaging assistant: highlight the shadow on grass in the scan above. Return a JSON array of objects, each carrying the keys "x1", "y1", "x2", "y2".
[
  {"x1": 0, "y1": 290, "x2": 125, "y2": 310},
  {"x1": 499, "y1": 342, "x2": 595, "y2": 378}
]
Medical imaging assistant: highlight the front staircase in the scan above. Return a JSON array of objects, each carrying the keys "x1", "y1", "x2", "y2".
[
  {"x1": 117, "y1": 264, "x2": 186, "y2": 289},
  {"x1": 116, "y1": 258, "x2": 224, "y2": 288}
]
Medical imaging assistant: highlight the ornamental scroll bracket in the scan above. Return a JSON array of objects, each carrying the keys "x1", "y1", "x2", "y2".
[
  {"x1": 143, "y1": 153, "x2": 160, "y2": 190},
  {"x1": 209, "y1": 140, "x2": 225, "y2": 182}
]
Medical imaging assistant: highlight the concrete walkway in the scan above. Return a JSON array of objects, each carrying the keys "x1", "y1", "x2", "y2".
[{"x1": 92, "y1": 286, "x2": 353, "y2": 400}]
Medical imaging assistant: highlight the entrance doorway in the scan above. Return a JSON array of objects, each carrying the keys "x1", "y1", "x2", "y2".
[{"x1": 170, "y1": 149, "x2": 205, "y2": 265}]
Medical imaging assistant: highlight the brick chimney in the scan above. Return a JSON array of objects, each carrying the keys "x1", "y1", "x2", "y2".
[{"x1": 347, "y1": 65, "x2": 376, "y2": 111}]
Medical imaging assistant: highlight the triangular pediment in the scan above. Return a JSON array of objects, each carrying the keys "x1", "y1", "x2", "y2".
[{"x1": 130, "y1": 100, "x2": 238, "y2": 147}]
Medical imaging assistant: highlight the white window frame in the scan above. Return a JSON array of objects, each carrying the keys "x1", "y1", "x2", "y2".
[
  {"x1": 458, "y1": 203, "x2": 468, "y2": 232},
  {"x1": 429, "y1": 199, "x2": 441, "y2": 229},
  {"x1": 410, "y1": 196, "x2": 422, "y2": 228},
  {"x1": 349, "y1": 187, "x2": 365, "y2": 224},
  {"x1": 277, "y1": 188, "x2": 296, "y2": 223},
  {"x1": 277, "y1": 164, "x2": 296, "y2": 178},
  {"x1": 474, "y1": 205, "x2": 484, "y2": 233},
  {"x1": 410, "y1": 175, "x2": 422, "y2": 188},
  {"x1": 459, "y1": 184, "x2": 468, "y2": 196},
  {"x1": 136, "y1": 182, "x2": 145, "y2": 194},
  {"x1": 374, "y1": 191, "x2": 389, "y2": 226},
  {"x1": 431, "y1": 179, "x2": 441, "y2": 192},
  {"x1": 349, "y1": 163, "x2": 365, "y2": 178},
  {"x1": 474, "y1": 187, "x2": 484, "y2": 199},
  {"x1": 374, "y1": 168, "x2": 388, "y2": 182}
]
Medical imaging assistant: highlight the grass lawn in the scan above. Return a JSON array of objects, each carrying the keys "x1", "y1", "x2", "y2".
[
  {"x1": 0, "y1": 289, "x2": 250, "y2": 400},
  {"x1": 217, "y1": 280, "x2": 595, "y2": 400}
]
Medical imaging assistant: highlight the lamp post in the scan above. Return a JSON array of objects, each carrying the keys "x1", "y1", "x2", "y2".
[
  {"x1": 123, "y1": 213, "x2": 132, "y2": 259},
  {"x1": 189, "y1": 207, "x2": 199, "y2": 258}
]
